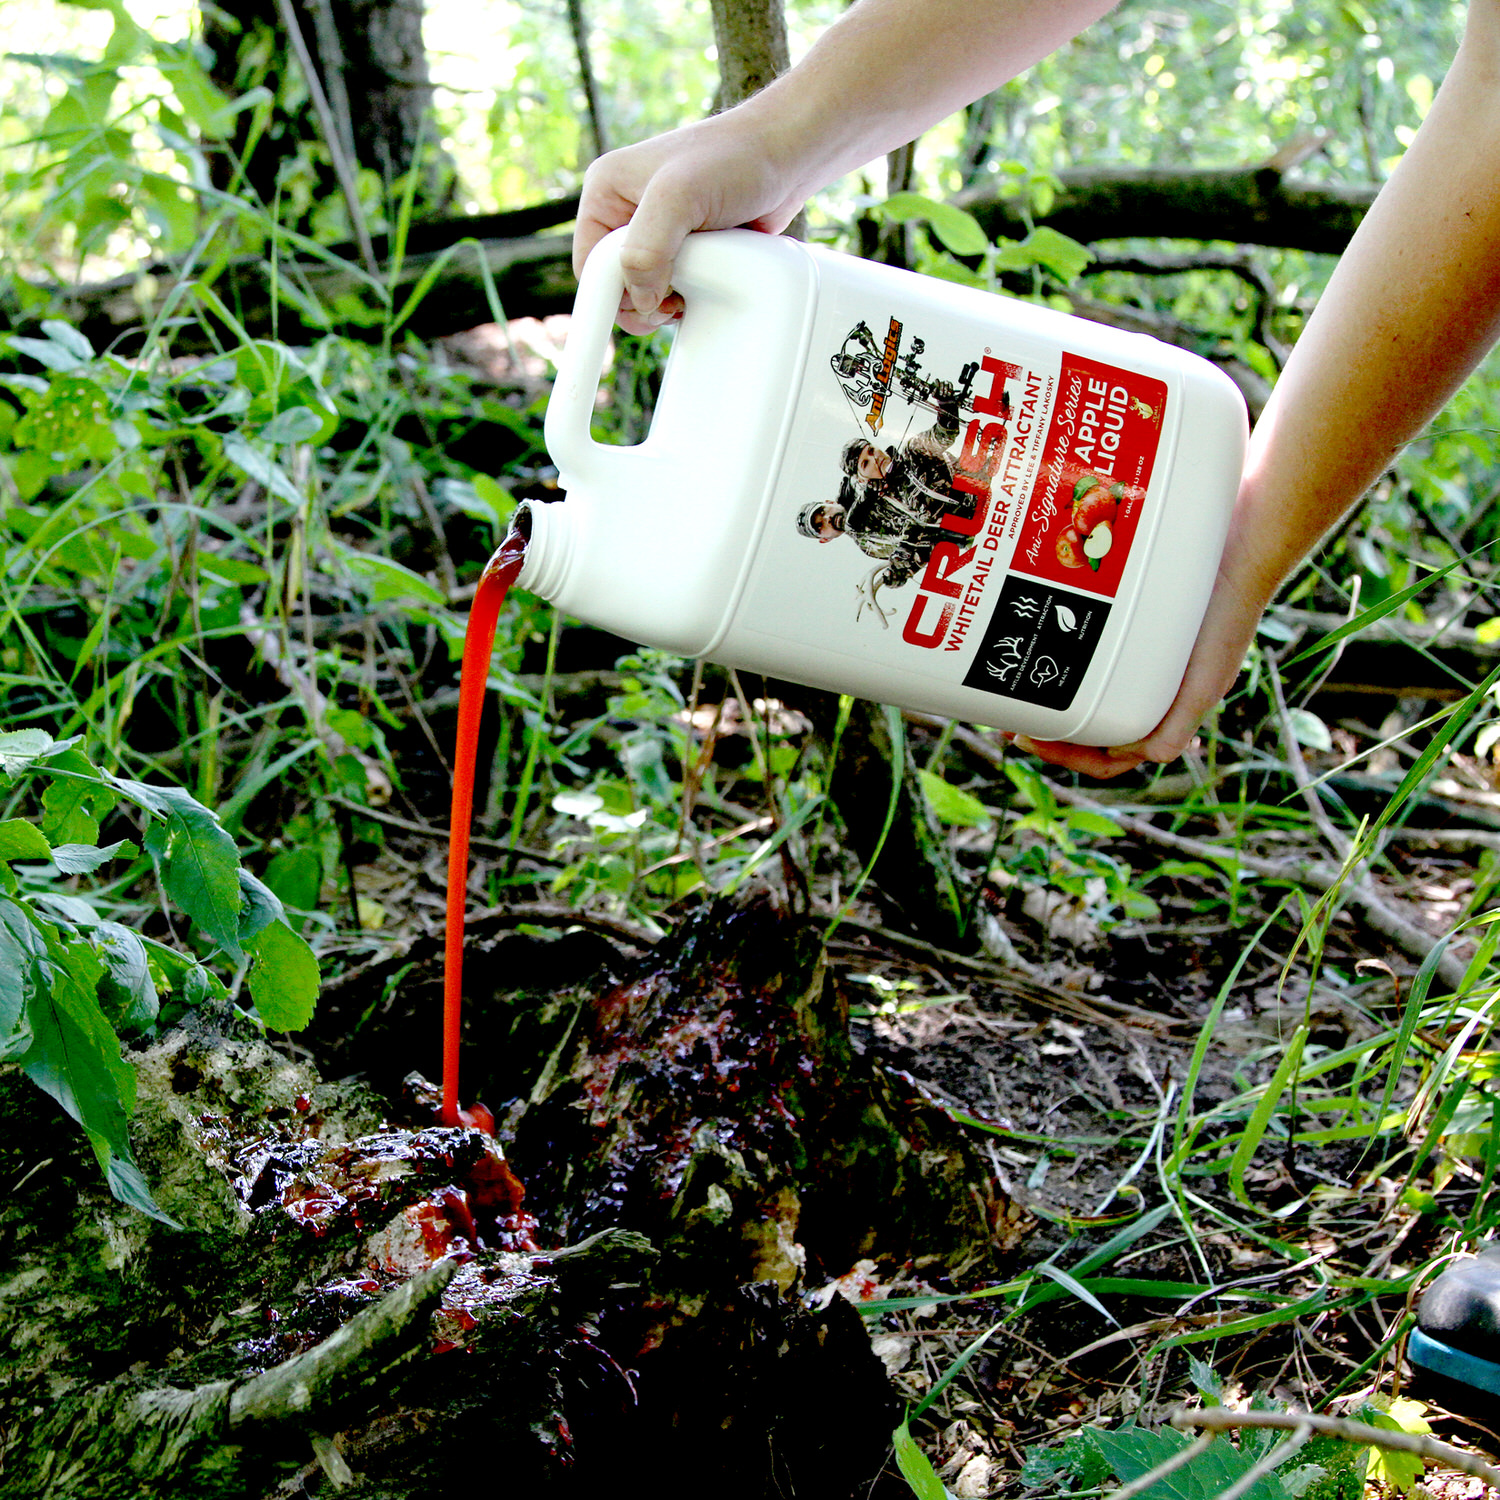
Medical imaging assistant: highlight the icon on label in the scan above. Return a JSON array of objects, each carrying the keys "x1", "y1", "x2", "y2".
[
  {"x1": 983, "y1": 636, "x2": 1026, "y2": 686},
  {"x1": 964, "y1": 576, "x2": 1113, "y2": 711}
]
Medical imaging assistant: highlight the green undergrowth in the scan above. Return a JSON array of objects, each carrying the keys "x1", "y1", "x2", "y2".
[{"x1": 3, "y1": 14, "x2": 1500, "y2": 1500}]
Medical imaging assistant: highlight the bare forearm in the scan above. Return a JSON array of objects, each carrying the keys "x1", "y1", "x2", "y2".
[
  {"x1": 1022, "y1": 0, "x2": 1500, "y2": 775},
  {"x1": 741, "y1": 0, "x2": 1121, "y2": 204},
  {"x1": 1234, "y1": 0, "x2": 1500, "y2": 605},
  {"x1": 577, "y1": 0, "x2": 1119, "y2": 326}
]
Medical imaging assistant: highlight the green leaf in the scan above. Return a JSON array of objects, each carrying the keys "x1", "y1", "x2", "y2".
[
  {"x1": 40, "y1": 746, "x2": 115, "y2": 843},
  {"x1": 892, "y1": 1419, "x2": 949, "y2": 1500},
  {"x1": 1361, "y1": 1401, "x2": 1429, "y2": 1494},
  {"x1": 259, "y1": 405, "x2": 325, "y2": 445},
  {"x1": 1091, "y1": 1425, "x2": 1292, "y2": 1500},
  {"x1": 1020, "y1": 226, "x2": 1094, "y2": 284},
  {"x1": 1187, "y1": 1356, "x2": 1222, "y2": 1403},
  {"x1": 52, "y1": 840, "x2": 135, "y2": 874},
  {"x1": 1284, "y1": 551, "x2": 1474, "y2": 665},
  {"x1": 247, "y1": 920, "x2": 320, "y2": 1031},
  {"x1": 39, "y1": 319, "x2": 94, "y2": 362},
  {"x1": 0, "y1": 819, "x2": 53, "y2": 862},
  {"x1": 17, "y1": 939, "x2": 177, "y2": 1226},
  {"x1": 338, "y1": 548, "x2": 447, "y2": 606},
  {"x1": 5, "y1": 334, "x2": 87, "y2": 373},
  {"x1": 882, "y1": 192, "x2": 989, "y2": 257},
  {"x1": 0, "y1": 897, "x2": 43, "y2": 1060},
  {"x1": 1287, "y1": 709, "x2": 1332, "y2": 752},
  {"x1": 0, "y1": 729, "x2": 57, "y2": 779},
  {"x1": 1030, "y1": 1262, "x2": 1119, "y2": 1325},
  {"x1": 1230, "y1": 1024, "x2": 1308, "y2": 1206},
  {"x1": 222, "y1": 434, "x2": 305, "y2": 506},
  {"x1": 114, "y1": 778, "x2": 245, "y2": 962},
  {"x1": 1066, "y1": 807, "x2": 1124, "y2": 838},
  {"x1": 261, "y1": 847, "x2": 323, "y2": 929},
  {"x1": 152, "y1": 39, "x2": 234, "y2": 137},
  {"x1": 919, "y1": 770, "x2": 992, "y2": 827},
  {"x1": 93, "y1": 922, "x2": 159, "y2": 1036},
  {"x1": 238, "y1": 868, "x2": 286, "y2": 946},
  {"x1": 1020, "y1": 1430, "x2": 1112, "y2": 1492}
]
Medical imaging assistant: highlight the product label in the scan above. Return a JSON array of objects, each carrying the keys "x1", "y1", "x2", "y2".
[
  {"x1": 738, "y1": 276, "x2": 1171, "y2": 718},
  {"x1": 1010, "y1": 354, "x2": 1165, "y2": 598},
  {"x1": 961, "y1": 576, "x2": 1110, "y2": 710}
]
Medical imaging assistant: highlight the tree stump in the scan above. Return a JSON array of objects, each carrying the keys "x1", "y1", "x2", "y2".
[{"x1": 0, "y1": 892, "x2": 1027, "y2": 1497}]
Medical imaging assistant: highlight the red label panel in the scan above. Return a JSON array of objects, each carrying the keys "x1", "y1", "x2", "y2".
[{"x1": 1009, "y1": 354, "x2": 1167, "y2": 598}]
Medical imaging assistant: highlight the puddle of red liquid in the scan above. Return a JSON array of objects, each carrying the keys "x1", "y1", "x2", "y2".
[{"x1": 443, "y1": 525, "x2": 528, "y2": 1128}]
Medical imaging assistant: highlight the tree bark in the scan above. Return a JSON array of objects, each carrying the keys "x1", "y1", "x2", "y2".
[
  {"x1": 202, "y1": 0, "x2": 453, "y2": 223},
  {"x1": 708, "y1": 0, "x2": 791, "y2": 112}
]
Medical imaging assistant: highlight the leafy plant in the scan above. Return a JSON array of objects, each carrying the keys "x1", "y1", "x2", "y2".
[
  {"x1": 1016, "y1": 1399, "x2": 1395, "y2": 1500},
  {"x1": 0, "y1": 727, "x2": 319, "y2": 1221},
  {"x1": 875, "y1": 190, "x2": 1094, "y2": 294}
]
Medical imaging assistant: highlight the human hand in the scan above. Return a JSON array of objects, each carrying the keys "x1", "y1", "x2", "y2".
[
  {"x1": 573, "y1": 113, "x2": 815, "y2": 335},
  {"x1": 1012, "y1": 555, "x2": 1268, "y2": 779}
]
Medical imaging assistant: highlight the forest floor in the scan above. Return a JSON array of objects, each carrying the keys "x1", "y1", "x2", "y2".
[{"x1": 288, "y1": 690, "x2": 1500, "y2": 1499}]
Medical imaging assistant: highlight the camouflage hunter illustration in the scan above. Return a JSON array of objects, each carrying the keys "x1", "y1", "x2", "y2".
[{"x1": 789, "y1": 303, "x2": 1170, "y2": 712}]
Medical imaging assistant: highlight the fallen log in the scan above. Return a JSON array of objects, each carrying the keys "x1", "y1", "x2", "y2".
[
  {"x1": 958, "y1": 163, "x2": 1374, "y2": 255},
  {"x1": 0, "y1": 161, "x2": 1383, "y2": 356},
  {"x1": 0, "y1": 232, "x2": 579, "y2": 359},
  {"x1": 0, "y1": 890, "x2": 1019, "y2": 1497}
]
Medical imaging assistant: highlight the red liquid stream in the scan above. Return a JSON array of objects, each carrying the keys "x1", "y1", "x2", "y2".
[{"x1": 442, "y1": 526, "x2": 528, "y2": 1128}]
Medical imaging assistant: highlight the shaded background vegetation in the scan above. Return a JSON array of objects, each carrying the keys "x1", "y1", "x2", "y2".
[{"x1": 4, "y1": 0, "x2": 1500, "y2": 1493}]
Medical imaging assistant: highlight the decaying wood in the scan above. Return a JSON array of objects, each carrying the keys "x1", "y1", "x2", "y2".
[
  {"x1": 3, "y1": 891, "x2": 1016, "y2": 1497},
  {"x1": 491, "y1": 892, "x2": 1023, "y2": 1281},
  {"x1": 1, "y1": 1014, "x2": 610, "y2": 1497}
]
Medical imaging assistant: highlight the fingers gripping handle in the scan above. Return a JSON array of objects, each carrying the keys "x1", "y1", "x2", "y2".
[{"x1": 544, "y1": 228, "x2": 637, "y2": 484}]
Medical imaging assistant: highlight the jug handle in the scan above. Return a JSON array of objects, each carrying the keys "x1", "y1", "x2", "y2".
[{"x1": 544, "y1": 227, "x2": 637, "y2": 483}]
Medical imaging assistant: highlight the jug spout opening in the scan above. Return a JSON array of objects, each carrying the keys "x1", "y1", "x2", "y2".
[
  {"x1": 514, "y1": 499, "x2": 572, "y2": 600},
  {"x1": 485, "y1": 500, "x2": 531, "y2": 567}
]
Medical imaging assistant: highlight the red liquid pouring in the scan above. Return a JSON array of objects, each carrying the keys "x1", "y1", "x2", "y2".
[{"x1": 442, "y1": 524, "x2": 528, "y2": 1128}]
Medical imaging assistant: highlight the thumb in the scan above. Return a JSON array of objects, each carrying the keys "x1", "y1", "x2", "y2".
[{"x1": 616, "y1": 173, "x2": 705, "y2": 322}]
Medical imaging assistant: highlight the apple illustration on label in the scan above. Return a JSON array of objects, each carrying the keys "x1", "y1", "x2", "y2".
[{"x1": 1069, "y1": 476, "x2": 1124, "y2": 571}]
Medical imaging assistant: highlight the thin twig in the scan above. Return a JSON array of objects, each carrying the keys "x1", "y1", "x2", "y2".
[
  {"x1": 1102, "y1": 1433, "x2": 1217, "y2": 1500},
  {"x1": 934, "y1": 719, "x2": 1471, "y2": 992},
  {"x1": 564, "y1": 0, "x2": 609, "y2": 159},
  {"x1": 1218, "y1": 1423, "x2": 1314, "y2": 1500},
  {"x1": 1173, "y1": 1406, "x2": 1500, "y2": 1489},
  {"x1": 275, "y1": 0, "x2": 380, "y2": 278},
  {"x1": 826, "y1": 913, "x2": 1189, "y2": 1032}
]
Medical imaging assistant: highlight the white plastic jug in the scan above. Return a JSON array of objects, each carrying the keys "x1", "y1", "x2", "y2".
[{"x1": 518, "y1": 227, "x2": 1247, "y2": 744}]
